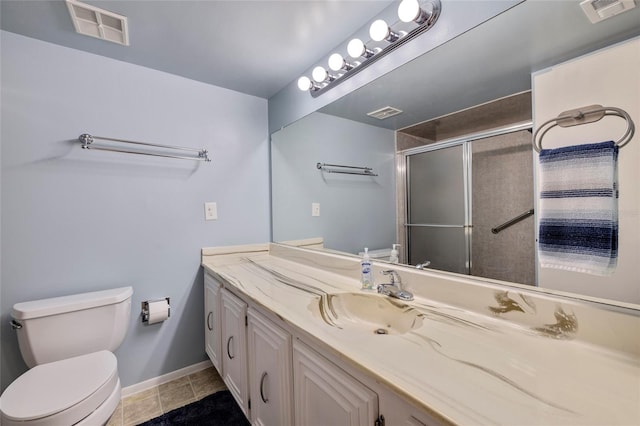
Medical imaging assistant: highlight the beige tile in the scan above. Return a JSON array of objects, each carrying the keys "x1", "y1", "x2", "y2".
[
  {"x1": 106, "y1": 400, "x2": 123, "y2": 426},
  {"x1": 189, "y1": 367, "x2": 226, "y2": 399},
  {"x1": 158, "y1": 376, "x2": 196, "y2": 413},
  {"x1": 123, "y1": 389, "x2": 162, "y2": 426},
  {"x1": 122, "y1": 387, "x2": 157, "y2": 405}
]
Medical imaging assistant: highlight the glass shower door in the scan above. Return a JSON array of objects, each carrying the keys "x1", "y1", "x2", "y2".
[{"x1": 406, "y1": 143, "x2": 469, "y2": 274}]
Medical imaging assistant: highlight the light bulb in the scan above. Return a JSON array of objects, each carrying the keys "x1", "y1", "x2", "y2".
[
  {"x1": 398, "y1": 0, "x2": 430, "y2": 24},
  {"x1": 312, "y1": 66, "x2": 328, "y2": 82},
  {"x1": 347, "y1": 38, "x2": 374, "y2": 59},
  {"x1": 347, "y1": 39, "x2": 364, "y2": 58},
  {"x1": 328, "y1": 53, "x2": 354, "y2": 72},
  {"x1": 369, "y1": 20, "x2": 390, "y2": 41},
  {"x1": 370, "y1": 19, "x2": 402, "y2": 42},
  {"x1": 369, "y1": 19, "x2": 401, "y2": 42},
  {"x1": 297, "y1": 76, "x2": 312, "y2": 91},
  {"x1": 398, "y1": 0, "x2": 419, "y2": 22}
]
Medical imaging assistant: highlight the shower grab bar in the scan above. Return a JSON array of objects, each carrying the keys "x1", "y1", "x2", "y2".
[
  {"x1": 491, "y1": 209, "x2": 534, "y2": 234},
  {"x1": 79, "y1": 133, "x2": 210, "y2": 162},
  {"x1": 316, "y1": 162, "x2": 377, "y2": 176}
]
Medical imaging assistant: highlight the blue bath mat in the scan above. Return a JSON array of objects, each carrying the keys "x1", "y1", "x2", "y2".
[{"x1": 138, "y1": 390, "x2": 249, "y2": 426}]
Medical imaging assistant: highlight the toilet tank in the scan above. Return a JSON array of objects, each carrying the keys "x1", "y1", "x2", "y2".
[{"x1": 11, "y1": 287, "x2": 133, "y2": 368}]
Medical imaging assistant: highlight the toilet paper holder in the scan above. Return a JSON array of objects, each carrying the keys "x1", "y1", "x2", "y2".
[{"x1": 141, "y1": 298, "x2": 171, "y2": 323}]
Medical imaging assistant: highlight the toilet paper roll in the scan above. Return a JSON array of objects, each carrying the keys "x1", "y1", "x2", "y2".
[{"x1": 147, "y1": 299, "x2": 170, "y2": 324}]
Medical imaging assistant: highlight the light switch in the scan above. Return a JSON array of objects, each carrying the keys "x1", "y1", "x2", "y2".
[
  {"x1": 205, "y1": 202, "x2": 217, "y2": 220},
  {"x1": 312, "y1": 202, "x2": 320, "y2": 217}
]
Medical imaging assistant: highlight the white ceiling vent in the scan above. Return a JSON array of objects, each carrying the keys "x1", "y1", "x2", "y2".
[
  {"x1": 66, "y1": 0, "x2": 129, "y2": 45},
  {"x1": 367, "y1": 106, "x2": 403, "y2": 120},
  {"x1": 580, "y1": 0, "x2": 637, "y2": 23}
]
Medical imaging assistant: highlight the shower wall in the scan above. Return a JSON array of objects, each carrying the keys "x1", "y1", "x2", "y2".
[{"x1": 471, "y1": 130, "x2": 535, "y2": 284}]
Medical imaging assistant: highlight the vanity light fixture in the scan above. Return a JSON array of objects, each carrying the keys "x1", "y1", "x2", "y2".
[{"x1": 297, "y1": 0, "x2": 441, "y2": 96}]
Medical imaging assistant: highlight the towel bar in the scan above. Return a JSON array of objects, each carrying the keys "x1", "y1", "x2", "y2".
[
  {"x1": 79, "y1": 133, "x2": 210, "y2": 162},
  {"x1": 316, "y1": 162, "x2": 378, "y2": 176},
  {"x1": 533, "y1": 105, "x2": 635, "y2": 153}
]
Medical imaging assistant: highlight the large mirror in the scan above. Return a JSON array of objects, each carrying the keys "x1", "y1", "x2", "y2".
[{"x1": 271, "y1": 1, "x2": 640, "y2": 306}]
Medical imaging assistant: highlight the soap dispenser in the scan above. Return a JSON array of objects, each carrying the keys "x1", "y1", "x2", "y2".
[
  {"x1": 389, "y1": 244, "x2": 400, "y2": 264},
  {"x1": 361, "y1": 248, "x2": 374, "y2": 290}
]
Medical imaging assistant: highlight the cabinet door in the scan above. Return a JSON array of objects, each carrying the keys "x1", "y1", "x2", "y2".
[
  {"x1": 248, "y1": 309, "x2": 293, "y2": 426},
  {"x1": 377, "y1": 385, "x2": 439, "y2": 426},
  {"x1": 221, "y1": 289, "x2": 249, "y2": 417},
  {"x1": 293, "y1": 340, "x2": 378, "y2": 426},
  {"x1": 204, "y1": 273, "x2": 222, "y2": 373}
]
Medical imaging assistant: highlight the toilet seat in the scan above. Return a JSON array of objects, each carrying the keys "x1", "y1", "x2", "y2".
[{"x1": 0, "y1": 350, "x2": 119, "y2": 426}]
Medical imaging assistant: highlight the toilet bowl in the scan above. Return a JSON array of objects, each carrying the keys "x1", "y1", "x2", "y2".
[
  {"x1": 0, "y1": 351, "x2": 120, "y2": 425},
  {"x1": 0, "y1": 287, "x2": 133, "y2": 425}
]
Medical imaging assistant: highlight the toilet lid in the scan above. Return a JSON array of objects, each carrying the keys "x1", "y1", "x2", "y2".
[{"x1": 0, "y1": 351, "x2": 118, "y2": 422}]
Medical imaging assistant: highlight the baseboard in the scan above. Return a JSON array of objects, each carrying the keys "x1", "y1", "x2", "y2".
[{"x1": 121, "y1": 359, "x2": 213, "y2": 397}]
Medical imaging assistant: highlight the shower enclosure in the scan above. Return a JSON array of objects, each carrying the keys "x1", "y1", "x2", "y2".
[{"x1": 404, "y1": 127, "x2": 535, "y2": 285}]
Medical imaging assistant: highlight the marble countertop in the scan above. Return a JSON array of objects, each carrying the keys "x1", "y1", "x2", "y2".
[{"x1": 202, "y1": 244, "x2": 640, "y2": 425}]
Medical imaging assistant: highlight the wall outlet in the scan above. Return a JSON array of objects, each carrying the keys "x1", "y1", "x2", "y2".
[
  {"x1": 312, "y1": 202, "x2": 320, "y2": 217},
  {"x1": 205, "y1": 202, "x2": 217, "y2": 220}
]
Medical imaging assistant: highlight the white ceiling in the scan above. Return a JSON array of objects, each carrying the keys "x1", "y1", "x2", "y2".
[{"x1": 0, "y1": 0, "x2": 395, "y2": 99}]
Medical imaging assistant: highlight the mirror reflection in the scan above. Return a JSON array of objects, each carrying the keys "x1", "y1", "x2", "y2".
[
  {"x1": 272, "y1": 93, "x2": 535, "y2": 286},
  {"x1": 271, "y1": 0, "x2": 640, "y2": 306}
]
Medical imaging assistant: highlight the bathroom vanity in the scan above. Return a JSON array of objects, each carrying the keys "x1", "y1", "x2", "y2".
[{"x1": 201, "y1": 243, "x2": 640, "y2": 425}]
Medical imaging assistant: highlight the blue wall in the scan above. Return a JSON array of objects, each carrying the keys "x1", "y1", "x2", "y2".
[{"x1": 0, "y1": 31, "x2": 270, "y2": 391}]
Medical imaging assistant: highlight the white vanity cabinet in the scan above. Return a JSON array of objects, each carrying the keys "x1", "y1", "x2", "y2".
[
  {"x1": 204, "y1": 271, "x2": 436, "y2": 426},
  {"x1": 293, "y1": 340, "x2": 378, "y2": 426},
  {"x1": 247, "y1": 309, "x2": 293, "y2": 426},
  {"x1": 204, "y1": 273, "x2": 223, "y2": 372},
  {"x1": 221, "y1": 289, "x2": 249, "y2": 417}
]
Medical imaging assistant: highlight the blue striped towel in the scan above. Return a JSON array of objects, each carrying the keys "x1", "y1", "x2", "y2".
[{"x1": 538, "y1": 141, "x2": 618, "y2": 275}]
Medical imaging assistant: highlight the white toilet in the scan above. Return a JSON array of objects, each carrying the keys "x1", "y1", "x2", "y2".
[{"x1": 0, "y1": 286, "x2": 133, "y2": 426}]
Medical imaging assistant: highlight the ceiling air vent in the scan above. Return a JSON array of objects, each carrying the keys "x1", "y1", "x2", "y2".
[
  {"x1": 66, "y1": 0, "x2": 129, "y2": 45},
  {"x1": 580, "y1": 0, "x2": 637, "y2": 23},
  {"x1": 367, "y1": 106, "x2": 403, "y2": 120}
]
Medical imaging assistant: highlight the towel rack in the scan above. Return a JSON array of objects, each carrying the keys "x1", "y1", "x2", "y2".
[
  {"x1": 316, "y1": 162, "x2": 378, "y2": 176},
  {"x1": 79, "y1": 134, "x2": 210, "y2": 162},
  {"x1": 533, "y1": 105, "x2": 635, "y2": 153}
]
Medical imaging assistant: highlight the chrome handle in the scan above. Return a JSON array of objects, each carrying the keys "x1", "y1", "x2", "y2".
[
  {"x1": 10, "y1": 320, "x2": 22, "y2": 330},
  {"x1": 491, "y1": 209, "x2": 534, "y2": 234},
  {"x1": 206, "y1": 312, "x2": 213, "y2": 331},
  {"x1": 226, "y1": 336, "x2": 234, "y2": 359},
  {"x1": 259, "y1": 372, "x2": 269, "y2": 403},
  {"x1": 380, "y1": 270, "x2": 401, "y2": 286},
  {"x1": 380, "y1": 270, "x2": 395, "y2": 283}
]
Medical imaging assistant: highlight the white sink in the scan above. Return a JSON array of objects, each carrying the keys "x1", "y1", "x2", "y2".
[{"x1": 310, "y1": 292, "x2": 424, "y2": 335}]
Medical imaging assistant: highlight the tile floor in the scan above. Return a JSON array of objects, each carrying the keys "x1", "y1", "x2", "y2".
[{"x1": 106, "y1": 366, "x2": 227, "y2": 426}]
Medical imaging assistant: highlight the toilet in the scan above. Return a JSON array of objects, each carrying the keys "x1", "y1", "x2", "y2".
[{"x1": 0, "y1": 286, "x2": 133, "y2": 425}]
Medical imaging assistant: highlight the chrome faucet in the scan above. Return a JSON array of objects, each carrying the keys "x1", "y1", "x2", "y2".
[
  {"x1": 377, "y1": 270, "x2": 414, "y2": 301},
  {"x1": 416, "y1": 260, "x2": 431, "y2": 269}
]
